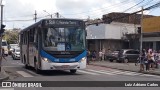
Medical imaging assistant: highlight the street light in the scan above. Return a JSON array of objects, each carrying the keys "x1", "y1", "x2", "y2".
[{"x1": 43, "y1": 10, "x2": 52, "y2": 18}]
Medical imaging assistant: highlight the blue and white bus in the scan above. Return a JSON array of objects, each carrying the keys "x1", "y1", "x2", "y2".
[{"x1": 19, "y1": 18, "x2": 87, "y2": 73}]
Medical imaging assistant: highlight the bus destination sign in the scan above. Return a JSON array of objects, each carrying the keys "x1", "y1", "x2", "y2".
[{"x1": 43, "y1": 19, "x2": 83, "y2": 26}]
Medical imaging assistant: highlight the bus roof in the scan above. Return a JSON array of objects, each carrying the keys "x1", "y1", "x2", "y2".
[{"x1": 20, "y1": 18, "x2": 84, "y2": 34}]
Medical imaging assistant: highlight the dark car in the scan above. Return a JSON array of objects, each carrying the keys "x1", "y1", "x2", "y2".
[
  {"x1": 117, "y1": 49, "x2": 140, "y2": 63},
  {"x1": 108, "y1": 50, "x2": 120, "y2": 62}
]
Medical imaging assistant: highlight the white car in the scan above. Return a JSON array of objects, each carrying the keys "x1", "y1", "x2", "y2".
[
  {"x1": 9, "y1": 44, "x2": 19, "y2": 54},
  {"x1": 12, "y1": 48, "x2": 20, "y2": 60},
  {"x1": 2, "y1": 40, "x2": 9, "y2": 56}
]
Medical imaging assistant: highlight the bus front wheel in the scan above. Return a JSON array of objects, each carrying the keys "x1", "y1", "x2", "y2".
[
  {"x1": 34, "y1": 61, "x2": 41, "y2": 74},
  {"x1": 70, "y1": 69, "x2": 77, "y2": 73}
]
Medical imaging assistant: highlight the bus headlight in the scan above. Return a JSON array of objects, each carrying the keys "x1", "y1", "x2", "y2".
[
  {"x1": 79, "y1": 57, "x2": 86, "y2": 62},
  {"x1": 42, "y1": 57, "x2": 51, "y2": 63}
]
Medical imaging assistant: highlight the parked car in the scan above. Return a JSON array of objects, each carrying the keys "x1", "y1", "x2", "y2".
[
  {"x1": 12, "y1": 48, "x2": 20, "y2": 60},
  {"x1": 117, "y1": 49, "x2": 140, "y2": 63},
  {"x1": 108, "y1": 50, "x2": 120, "y2": 62}
]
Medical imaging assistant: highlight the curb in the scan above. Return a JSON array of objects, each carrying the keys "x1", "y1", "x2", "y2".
[
  {"x1": 0, "y1": 67, "x2": 9, "y2": 81},
  {"x1": 90, "y1": 63, "x2": 160, "y2": 76}
]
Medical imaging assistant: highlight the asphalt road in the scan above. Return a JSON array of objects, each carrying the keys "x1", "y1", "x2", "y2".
[{"x1": 1, "y1": 56, "x2": 160, "y2": 90}]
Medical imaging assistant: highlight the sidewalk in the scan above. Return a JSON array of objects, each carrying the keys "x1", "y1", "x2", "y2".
[
  {"x1": 90, "y1": 60, "x2": 160, "y2": 76},
  {"x1": 0, "y1": 67, "x2": 9, "y2": 81}
]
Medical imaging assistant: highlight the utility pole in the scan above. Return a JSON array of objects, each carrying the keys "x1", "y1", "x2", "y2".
[
  {"x1": 0, "y1": 0, "x2": 4, "y2": 72},
  {"x1": 34, "y1": 10, "x2": 37, "y2": 22},
  {"x1": 56, "y1": 12, "x2": 59, "y2": 18},
  {"x1": 139, "y1": 7, "x2": 143, "y2": 71}
]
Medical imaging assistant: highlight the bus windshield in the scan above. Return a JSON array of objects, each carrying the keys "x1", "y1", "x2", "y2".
[{"x1": 43, "y1": 27, "x2": 85, "y2": 51}]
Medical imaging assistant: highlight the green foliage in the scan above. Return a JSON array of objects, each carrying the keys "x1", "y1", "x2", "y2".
[{"x1": 3, "y1": 30, "x2": 19, "y2": 44}]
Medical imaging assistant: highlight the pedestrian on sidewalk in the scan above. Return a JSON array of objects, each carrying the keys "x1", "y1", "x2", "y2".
[
  {"x1": 87, "y1": 50, "x2": 91, "y2": 65},
  {"x1": 152, "y1": 50, "x2": 158, "y2": 69},
  {"x1": 92, "y1": 51, "x2": 96, "y2": 62},
  {"x1": 102, "y1": 48, "x2": 106, "y2": 61},
  {"x1": 143, "y1": 52, "x2": 148, "y2": 72},
  {"x1": 139, "y1": 49, "x2": 146, "y2": 72},
  {"x1": 99, "y1": 50, "x2": 103, "y2": 61},
  {"x1": 1, "y1": 48, "x2": 6, "y2": 61},
  {"x1": 147, "y1": 49, "x2": 154, "y2": 71},
  {"x1": 156, "y1": 50, "x2": 160, "y2": 68}
]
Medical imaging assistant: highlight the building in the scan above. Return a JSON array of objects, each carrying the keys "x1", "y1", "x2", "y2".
[
  {"x1": 142, "y1": 16, "x2": 160, "y2": 51},
  {"x1": 86, "y1": 12, "x2": 153, "y2": 52}
]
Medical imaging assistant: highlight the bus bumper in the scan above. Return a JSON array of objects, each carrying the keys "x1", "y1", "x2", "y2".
[{"x1": 41, "y1": 58, "x2": 86, "y2": 70}]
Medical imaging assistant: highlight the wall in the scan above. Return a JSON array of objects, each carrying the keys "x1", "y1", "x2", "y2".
[
  {"x1": 86, "y1": 22, "x2": 139, "y2": 40},
  {"x1": 142, "y1": 16, "x2": 160, "y2": 33}
]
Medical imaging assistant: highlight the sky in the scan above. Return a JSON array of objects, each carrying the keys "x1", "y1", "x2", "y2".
[{"x1": 1, "y1": 0, "x2": 160, "y2": 29}]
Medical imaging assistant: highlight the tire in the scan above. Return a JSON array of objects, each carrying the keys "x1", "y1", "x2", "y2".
[
  {"x1": 124, "y1": 58, "x2": 129, "y2": 63},
  {"x1": 13, "y1": 56, "x2": 15, "y2": 60},
  {"x1": 70, "y1": 69, "x2": 77, "y2": 73},
  {"x1": 34, "y1": 60, "x2": 41, "y2": 74}
]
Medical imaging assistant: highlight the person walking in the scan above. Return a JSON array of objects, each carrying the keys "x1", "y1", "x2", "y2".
[
  {"x1": 102, "y1": 48, "x2": 106, "y2": 61},
  {"x1": 139, "y1": 49, "x2": 146, "y2": 72},
  {"x1": 99, "y1": 50, "x2": 103, "y2": 61},
  {"x1": 2, "y1": 48, "x2": 6, "y2": 60},
  {"x1": 92, "y1": 51, "x2": 96, "y2": 62},
  {"x1": 147, "y1": 49, "x2": 154, "y2": 71},
  {"x1": 87, "y1": 50, "x2": 91, "y2": 65}
]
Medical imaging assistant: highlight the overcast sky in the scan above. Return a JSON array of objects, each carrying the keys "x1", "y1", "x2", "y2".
[{"x1": 1, "y1": 0, "x2": 160, "y2": 29}]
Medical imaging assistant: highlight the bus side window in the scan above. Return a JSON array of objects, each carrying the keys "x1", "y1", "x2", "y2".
[
  {"x1": 29, "y1": 29, "x2": 35, "y2": 43},
  {"x1": 34, "y1": 29, "x2": 38, "y2": 47}
]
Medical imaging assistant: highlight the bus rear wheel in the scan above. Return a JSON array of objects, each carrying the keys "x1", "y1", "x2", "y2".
[{"x1": 70, "y1": 69, "x2": 77, "y2": 73}]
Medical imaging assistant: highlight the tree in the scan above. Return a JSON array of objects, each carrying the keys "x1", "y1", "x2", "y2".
[{"x1": 3, "y1": 30, "x2": 20, "y2": 44}]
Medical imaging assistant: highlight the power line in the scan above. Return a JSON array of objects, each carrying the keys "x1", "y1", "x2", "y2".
[
  {"x1": 145, "y1": 1, "x2": 160, "y2": 10},
  {"x1": 62, "y1": 0, "x2": 130, "y2": 16},
  {"x1": 141, "y1": 0, "x2": 154, "y2": 7},
  {"x1": 3, "y1": 14, "x2": 59, "y2": 22},
  {"x1": 86, "y1": 1, "x2": 160, "y2": 26},
  {"x1": 75, "y1": 1, "x2": 140, "y2": 19},
  {"x1": 5, "y1": 14, "x2": 34, "y2": 19},
  {"x1": 123, "y1": 0, "x2": 145, "y2": 12},
  {"x1": 70, "y1": 0, "x2": 146, "y2": 19}
]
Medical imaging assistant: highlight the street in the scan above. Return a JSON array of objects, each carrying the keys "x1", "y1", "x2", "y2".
[
  {"x1": 1, "y1": 56, "x2": 160, "y2": 90},
  {"x1": 1, "y1": 0, "x2": 160, "y2": 90}
]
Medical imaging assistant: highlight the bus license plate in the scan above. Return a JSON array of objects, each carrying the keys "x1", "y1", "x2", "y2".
[{"x1": 61, "y1": 65, "x2": 69, "y2": 69}]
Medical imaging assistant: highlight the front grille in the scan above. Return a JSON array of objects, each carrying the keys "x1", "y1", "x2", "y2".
[{"x1": 47, "y1": 51, "x2": 83, "y2": 58}]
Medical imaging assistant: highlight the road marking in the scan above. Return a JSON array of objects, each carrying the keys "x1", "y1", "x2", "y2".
[
  {"x1": 86, "y1": 69, "x2": 141, "y2": 76},
  {"x1": 86, "y1": 69, "x2": 115, "y2": 75},
  {"x1": 3, "y1": 66, "x2": 22, "y2": 67},
  {"x1": 11, "y1": 62, "x2": 24, "y2": 65},
  {"x1": 140, "y1": 74, "x2": 160, "y2": 78},
  {"x1": 0, "y1": 88, "x2": 14, "y2": 90},
  {"x1": 26, "y1": 69, "x2": 41, "y2": 76},
  {"x1": 16, "y1": 71, "x2": 33, "y2": 77},
  {"x1": 78, "y1": 70, "x2": 100, "y2": 75}
]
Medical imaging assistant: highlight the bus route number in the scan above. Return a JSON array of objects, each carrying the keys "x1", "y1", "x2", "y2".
[
  {"x1": 45, "y1": 20, "x2": 56, "y2": 25},
  {"x1": 45, "y1": 20, "x2": 78, "y2": 26}
]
